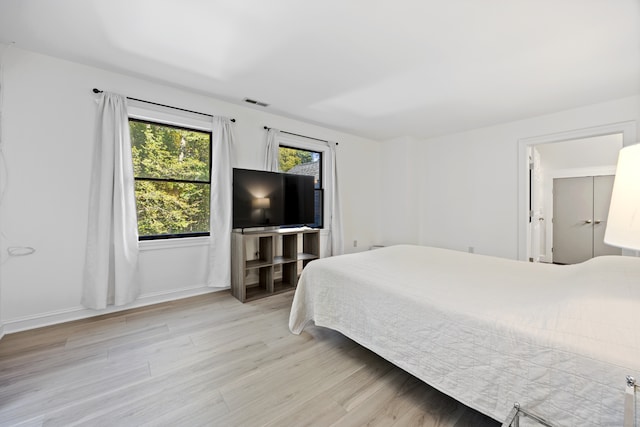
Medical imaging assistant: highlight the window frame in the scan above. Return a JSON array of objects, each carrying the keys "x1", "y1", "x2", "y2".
[
  {"x1": 278, "y1": 135, "x2": 331, "y2": 230},
  {"x1": 129, "y1": 117, "x2": 213, "y2": 241}
]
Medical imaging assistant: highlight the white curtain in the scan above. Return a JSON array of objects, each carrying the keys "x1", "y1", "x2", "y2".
[
  {"x1": 328, "y1": 141, "x2": 344, "y2": 256},
  {"x1": 82, "y1": 92, "x2": 140, "y2": 309},
  {"x1": 264, "y1": 128, "x2": 280, "y2": 171},
  {"x1": 208, "y1": 117, "x2": 235, "y2": 288}
]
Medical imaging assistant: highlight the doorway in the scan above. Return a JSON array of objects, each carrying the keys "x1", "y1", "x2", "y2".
[
  {"x1": 532, "y1": 134, "x2": 622, "y2": 263},
  {"x1": 517, "y1": 121, "x2": 636, "y2": 262}
]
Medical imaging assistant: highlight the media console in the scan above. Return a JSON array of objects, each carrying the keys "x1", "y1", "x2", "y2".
[{"x1": 231, "y1": 228, "x2": 320, "y2": 302}]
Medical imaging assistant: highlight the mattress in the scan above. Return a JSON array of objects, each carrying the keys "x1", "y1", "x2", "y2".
[{"x1": 289, "y1": 245, "x2": 640, "y2": 426}]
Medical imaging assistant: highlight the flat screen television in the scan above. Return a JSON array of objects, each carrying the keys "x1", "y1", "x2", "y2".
[{"x1": 233, "y1": 168, "x2": 315, "y2": 229}]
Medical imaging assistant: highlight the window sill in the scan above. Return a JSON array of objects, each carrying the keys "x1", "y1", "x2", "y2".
[{"x1": 139, "y1": 236, "x2": 210, "y2": 251}]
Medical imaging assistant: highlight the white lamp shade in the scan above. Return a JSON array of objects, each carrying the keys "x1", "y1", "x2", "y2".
[{"x1": 604, "y1": 143, "x2": 640, "y2": 250}]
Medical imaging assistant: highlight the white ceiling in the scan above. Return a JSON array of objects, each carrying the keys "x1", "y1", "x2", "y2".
[{"x1": 1, "y1": 0, "x2": 638, "y2": 140}]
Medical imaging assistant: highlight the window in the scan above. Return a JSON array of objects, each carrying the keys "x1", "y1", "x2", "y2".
[
  {"x1": 279, "y1": 145, "x2": 323, "y2": 228},
  {"x1": 129, "y1": 119, "x2": 211, "y2": 240}
]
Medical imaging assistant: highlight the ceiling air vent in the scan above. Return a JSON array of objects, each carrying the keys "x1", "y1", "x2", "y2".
[{"x1": 243, "y1": 98, "x2": 270, "y2": 107}]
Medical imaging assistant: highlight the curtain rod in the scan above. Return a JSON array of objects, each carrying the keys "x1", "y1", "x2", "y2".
[
  {"x1": 92, "y1": 88, "x2": 236, "y2": 122},
  {"x1": 263, "y1": 126, "x2": 338, "y2": 145}
]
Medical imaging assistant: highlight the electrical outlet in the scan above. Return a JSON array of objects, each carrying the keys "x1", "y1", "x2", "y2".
[
  {"x1": 468, "y1": 246, "x2": 474, "y2": 253},
  {"x1": 353, "y1": 240, "x2": 358, "y2": 247}
]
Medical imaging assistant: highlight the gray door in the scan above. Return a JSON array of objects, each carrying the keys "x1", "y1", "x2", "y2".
[
  {"x1": 553, "y1": 175, "x2": 621, "y2": 264},
  {"x1": 553, "y1": 177, "x2": 594, "y2": 264}
]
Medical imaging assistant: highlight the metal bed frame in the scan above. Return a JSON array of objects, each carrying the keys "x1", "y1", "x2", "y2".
[{"x1": 501, "y1": 376, "x2": 637, "y2": 427}]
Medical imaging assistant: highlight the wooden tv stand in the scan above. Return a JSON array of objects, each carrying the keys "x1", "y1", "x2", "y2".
[{"x1": 231, "y1": 228, "x2": 320, "y2": 302}]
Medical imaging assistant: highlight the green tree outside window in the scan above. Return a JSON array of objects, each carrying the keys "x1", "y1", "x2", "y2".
[{"x1": 130, "y1": 120, "x2": 211, "y2": 238}]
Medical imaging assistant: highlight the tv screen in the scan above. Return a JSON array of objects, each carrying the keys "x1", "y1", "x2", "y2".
[
  {"x1": 284, "y1": 173, "x2": 315, "y2": 226},
  {"x1": 233, "y1": 168, "x2": 315, "y2": 229}
]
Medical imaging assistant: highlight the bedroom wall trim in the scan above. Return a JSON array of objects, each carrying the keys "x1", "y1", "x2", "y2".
[
  {"x1": 517, "y1": 120, "x2": 637, "y2": 261},
  {"x1": 1, "y1": 284, "x2": 219, "y2": 335}
]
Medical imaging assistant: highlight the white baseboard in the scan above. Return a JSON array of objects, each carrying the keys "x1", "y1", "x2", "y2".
[{"x1": 2, "y1": 284, "x2": 227, "y2": 334}]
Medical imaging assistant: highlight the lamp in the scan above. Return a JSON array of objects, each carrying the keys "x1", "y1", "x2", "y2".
[{"x1": 604, "y1": 143, "x2": 640, "y2": 251}]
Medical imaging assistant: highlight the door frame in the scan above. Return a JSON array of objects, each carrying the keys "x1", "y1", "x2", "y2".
[{"x1": 517, "y1": 121, "x2": 636, "y2": 261}]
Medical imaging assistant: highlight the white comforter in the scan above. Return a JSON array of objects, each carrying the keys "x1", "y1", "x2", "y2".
[{"x1": 289, "y1": 245, "x2": 640, "y2": 426}]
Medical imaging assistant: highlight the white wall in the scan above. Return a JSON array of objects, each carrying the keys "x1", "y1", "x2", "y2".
[
  {"x1": 377, "y1": 136, "x2": 420, "y2": 247},
  {"x1": 0, "y1": 48, "x2": 381, "y2": 332},
  {"x1": 378, "y1": 96, "x2": 640, "y2": 259},
  {"x1": 536, "y1": 134, "x2": 623, "y2": 171}
]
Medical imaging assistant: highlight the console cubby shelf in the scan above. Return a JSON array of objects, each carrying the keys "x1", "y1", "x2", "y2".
[{"x1": 231, "y1": 228, "x2": 320, "y2": 302}]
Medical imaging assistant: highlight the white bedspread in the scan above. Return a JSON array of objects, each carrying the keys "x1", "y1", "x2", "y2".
[{"x1": 289, "y1": 245, "x2": 640, "y2": 426}]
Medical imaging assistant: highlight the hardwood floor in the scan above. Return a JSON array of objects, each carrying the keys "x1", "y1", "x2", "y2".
[{"x1": 0, "y1": 291, "x2": 500, "y2": 427}]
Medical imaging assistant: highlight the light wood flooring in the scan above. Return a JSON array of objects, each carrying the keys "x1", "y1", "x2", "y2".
[{"x1": 0, "y1": 291, "x2": 500, "y2": 427}]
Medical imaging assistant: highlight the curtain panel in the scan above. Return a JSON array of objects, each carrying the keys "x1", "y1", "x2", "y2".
[
  {"x1": 264, "y1": 128, "x2": 280, "y2": 171},
  {"x1": 328, "y1": 141, "x2": 344, "y2": 256},
  {"x1": 82, "y1": 92, "x2": 140, "y2": 309},
  {"x1": 208, "y1": 117, "x2": 235, "y2": 288}
]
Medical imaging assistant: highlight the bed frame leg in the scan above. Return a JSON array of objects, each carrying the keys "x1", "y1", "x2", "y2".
[
  {"x1": 625, "y1": 376, "x2": 636, "y2": 427},
  {"x1": 501, "y1": 403, "x2": 520, "y2": 427}
]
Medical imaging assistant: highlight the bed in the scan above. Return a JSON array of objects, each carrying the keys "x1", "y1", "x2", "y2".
[{"x1": 288, "y1": 245, "x2": 640, "y2": 426}]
